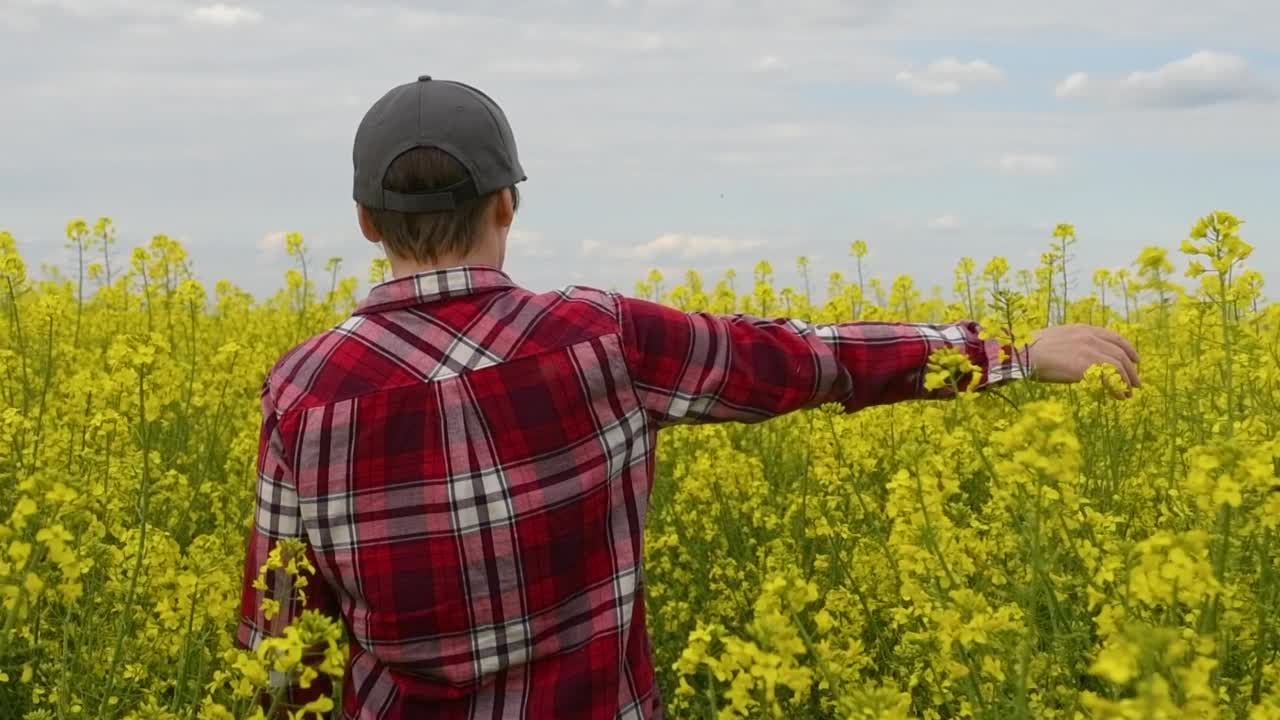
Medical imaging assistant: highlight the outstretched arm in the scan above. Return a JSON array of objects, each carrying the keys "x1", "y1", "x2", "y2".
[
  {"x1": 620, "y1": 297, "x2": 1141, "y2": 426},
  {"x1": 620, "y1": 297, "x2": 1028, "y2": 426}
]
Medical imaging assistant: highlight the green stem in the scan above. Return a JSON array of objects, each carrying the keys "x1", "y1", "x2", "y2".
[
  {"x1": 790, "y1": 610, "x2": 846, "y2": 705},
  {"x1": 99, "y1": 367, "x2": 153, "y2": 715},
  {"x1": 703, "y1": 665, "x2": 719, "y2": 720},
  {"x1": 140, "y1": 265, "x2": 154, "y2": 334},
  {"x1": 74, "y1": 237, "x2": 84, "y2": 347},
  {"x1": 171, "y1": 578, "x2": 202, "y2": 711},
  {"x1": 0, "y1": 545, "x2": 44, "y2": 660},
  {"x1": 30, "y1": 315, "x2": 55, "y2": 462},
  {"x1": 1015, "y1": 639, "x2": 1033, "y2": 719},
  {"x1": 913, "y1": 468, "x2": 959, "y2": 591},
  {"x1": 5, "y1": 275, "x2": 30, "y2": 412},
  {"x1": 1219, "y1": 268, "x2": 1235, "y2": 436},
  {"x1": 1252, "y1": 528, "x2": 1275, "y2": 704},
  {"x1": 823, "y1": 413, "x2": 897, "y2": 575},
  {"x1": 1202, "y1": 506, "x2": 1234, "y2": 636}
]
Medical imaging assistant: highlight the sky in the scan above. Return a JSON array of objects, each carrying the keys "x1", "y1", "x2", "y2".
[{"x1": 1, "y1": 0, "x2": 1278, "y2": 303}]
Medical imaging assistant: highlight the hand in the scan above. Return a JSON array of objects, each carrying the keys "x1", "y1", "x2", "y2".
[{"x1": 1024, "y1": 324, "x2": 1141, "y2": 396}]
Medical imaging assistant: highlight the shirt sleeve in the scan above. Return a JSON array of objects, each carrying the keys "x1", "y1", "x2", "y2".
[
  {"x1": 618, "y1": 295, "x2": 1028, "y2": 426},
  {"x1": 237, "y1": 380, "x2": 340, "y2": 710}
]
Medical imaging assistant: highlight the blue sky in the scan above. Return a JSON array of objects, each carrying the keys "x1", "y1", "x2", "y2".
[{"x1": 1, "y1": 0, "x2": 1277, "y2": 303}]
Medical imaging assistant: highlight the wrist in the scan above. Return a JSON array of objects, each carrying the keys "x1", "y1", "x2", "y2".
[
  {"x1": 1001, "y1": 340, "x2": 1035, "y2": 378},
  {"x1": 1018, "y1": 340, "x2": 1036, "y2": 377}
]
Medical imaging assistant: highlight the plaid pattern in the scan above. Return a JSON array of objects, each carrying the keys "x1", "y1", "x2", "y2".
[{"x1": 238, "y1": 266, "x2": 1027, "y2": 719}]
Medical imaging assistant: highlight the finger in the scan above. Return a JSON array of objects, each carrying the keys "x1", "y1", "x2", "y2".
[
  {"x1": 1103, "y1": 345, "x2": 1140, "y2": 388},
  {"x1": 1092, "y1": 348, "x2": 1138, "y2": 392},
  {"x1": 1091, "y1": 327, "x2": 1140, "y2": 364},
  {"x1": 1113, "y1": 349, "x2": 1141, "y2": 389}
]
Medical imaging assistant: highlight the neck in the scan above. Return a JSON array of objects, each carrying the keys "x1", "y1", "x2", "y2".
[{"x1": 387, "y1": 243, "x2": 502, "y2": 280}]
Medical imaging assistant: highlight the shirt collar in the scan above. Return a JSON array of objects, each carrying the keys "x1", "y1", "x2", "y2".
[{"x1": 353, "y1": 265, "x2": 517, "y2": 315}]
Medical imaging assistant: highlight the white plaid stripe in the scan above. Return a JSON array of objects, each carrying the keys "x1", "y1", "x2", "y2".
[
  {"x1": 431, "y1": 333, "x2": 502, "y2": 382},
  {"x1": 571, "y1": 339, "x2": 648, "y2": 481},
  {"x1": 987, "y1": 339, "x2": 1031, "y2": 384},
  {"x1": 327, "y1": 399, "x2": 358, "y2": 548},
  {"x1": 915, "y1": 322, "x2": 970, "y2": 345},
  {"x1": 558, "y1": 286, "x2": 621, "y2": 315},
  {"x1": 449, "y1": 466, "x2": 516, "y2": 533},
  {"x1": 414, "y1": 266, "x2": 474, "y2": 299},
  {"x1": 337, "y1": 314, "x2": 365, "y2": 334},
  {"x1": 568, "y1": 337, "x2": 647, "y2": 682},
  {"x1": 615, "y1": 663, "x2": 645, "y2": 720},
  {"x1": 254, "y1": 472, "x2": 300, "y2": 538},
  {"x1": 653, "y1": 311, "x2": 719, "y2": 421},
  {"x1": 275, "y1": 328, "x2": 349, "y2": 413},
  {"x1": 350, "y1": 649, "x2": 397, "y2": 720},
  {"x1": 342, "y1": 314, "x2": 463, "y2": 383},
  {"x1": 343, "y1": 309, "x2": 506, "y2": 384},
  {"x1": 437, "y1": 376, "x2": 534, "y2": 685},
  {"x1": 468, "y1": 659, "x2": 532, "y2": 720}
]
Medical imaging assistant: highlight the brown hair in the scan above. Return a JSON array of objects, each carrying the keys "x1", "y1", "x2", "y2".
[{"x1": 362, "y1": 147, "x2": 520, "y2": 263}]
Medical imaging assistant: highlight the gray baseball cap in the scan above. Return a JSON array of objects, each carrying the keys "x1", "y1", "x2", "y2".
[{"x1": 353, "y1": 75, "x2": 526, "y2": 213}]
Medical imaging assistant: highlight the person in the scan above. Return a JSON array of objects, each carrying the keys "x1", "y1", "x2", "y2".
[{"x1": 237, "y1": 75, "x2": 1141, "y2": 720}]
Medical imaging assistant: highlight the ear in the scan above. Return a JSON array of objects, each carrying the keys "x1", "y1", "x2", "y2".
[
  {"x1": 492, "y1": 188, "x2": 515, "y2": 230},
  {"x1": 356, "y1": 203, "x2": 382, "y2": 244}
]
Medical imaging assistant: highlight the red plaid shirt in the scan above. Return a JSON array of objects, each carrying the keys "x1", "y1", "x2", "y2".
[{"x1": 238, "y1": 265, "x2": 1027, "y2": 719}]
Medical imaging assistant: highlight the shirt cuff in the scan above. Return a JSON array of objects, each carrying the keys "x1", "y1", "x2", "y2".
[{"x1": 983, "y1": 338, "x2": 1032, "y2": 386}]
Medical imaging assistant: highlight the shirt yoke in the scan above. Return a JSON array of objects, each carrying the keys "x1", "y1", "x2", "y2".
[{"x1": 264, "y1": 284, "x2": 624, "y2": 421}]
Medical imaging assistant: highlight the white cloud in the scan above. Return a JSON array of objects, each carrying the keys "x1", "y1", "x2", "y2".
[
  {"x1": 638, "y1": 234, "x2": 763, "y2": 259},
  {"x1": 258, "y1": 231, "x2": 287, "y2": 258},
  {"x1": 928, "y1": 214, "x2": 963, "y2": 231},
  {"x1": 1054, "y1": 72, "x2": 1090, "y2": 100},
  {"x1": 1054, "y1": 51, "x2": 1273, "y2": 108},
  {"x1": 507, "y1": 230, "x2": 550, "y2": 258},
  {"x1": 875, "y1": 2, "x2": 1280, "y2": 46},
  {"x1": 995, "y1": 153, "x2": 1059, "y2": 176},
  {"x1": 752, "y1": 54, "x2": 787, "y2": 72},
  {"x1": 583, "y1": 234, "x2": 764, "y2": 261},
  {"x1": 895, "y1": 58, "x2": 1005, "y2": 96},
  {"x1": 188, "y1": 3, "x2": 262, "y2": 27}
]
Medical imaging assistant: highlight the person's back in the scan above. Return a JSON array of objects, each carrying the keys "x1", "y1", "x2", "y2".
[{"x1": 237, "y1": 75, "x2": 1141, "y2": 720}]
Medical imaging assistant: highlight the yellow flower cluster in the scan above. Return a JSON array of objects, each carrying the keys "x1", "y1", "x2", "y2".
[
  {"x1": 674, "y1": 574, "x2": 819, "y2": 718},
  {"x1": 204, "y1": 538, "x2": 346, "y2": 717},
  {"x1": 0, "y1": 209, "x2": 1277, "y2": 720}
]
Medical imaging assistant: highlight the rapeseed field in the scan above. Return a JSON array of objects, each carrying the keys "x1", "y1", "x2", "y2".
[{"x1": 0, "y1": 211, "x2": 1277, "y2": 719}]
